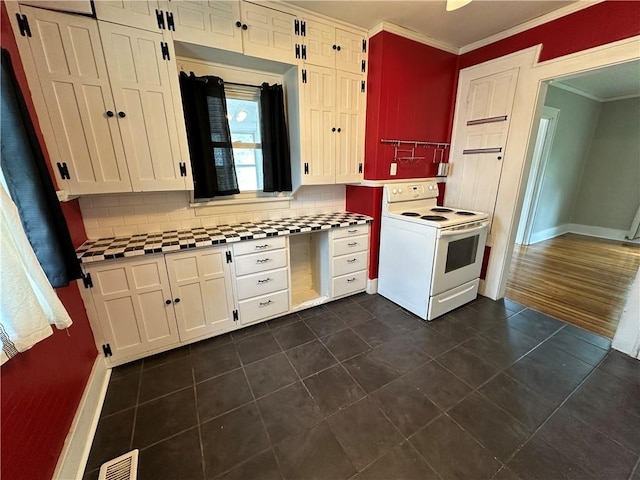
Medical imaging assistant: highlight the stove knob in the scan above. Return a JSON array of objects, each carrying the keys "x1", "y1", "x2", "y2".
[
  {"x1": 392, "y1": 188, "x2": 397, "y2": 195},
  {"x1": 398, "y1": 188, "x2": 403, "y2": 194},
  {"x1": 428, "y1": 185, "x2": 434, "y2": 190}
]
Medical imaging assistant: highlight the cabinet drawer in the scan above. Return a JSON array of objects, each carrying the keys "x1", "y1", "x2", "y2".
[
  {"x1": 233, "y1": 236, "x2": 286, "y2": 256},
  {"x1": 332, "y1": 251, "x2": 368, "y2": 277},
  {"x1": 332, "y1": 225, "x2": 368, "y2": 239},
  {"x1": 333, "y1": 235, "x2": 368, "y2": 257},
  {"x1": 332, "y1": 270, "x2": 367, "y2": 298},
  {"x1": 234, "y1": 249, "x2": 287, "y2": 276},
  {"x1": 236, "y1": 267, "x2": 288, "y2": 301},
  {"x1": 238, "y1": 290, "x2": 289, "y2": 325}
]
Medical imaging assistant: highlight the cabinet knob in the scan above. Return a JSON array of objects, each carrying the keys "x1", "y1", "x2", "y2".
[
  {"x1": 497, "y1": 156, "x2": 503, "y2": 160},
  {"x1": 235, "y1": 21, "x2": 242, "y2": 28},
  {"x1": 118, "y1": 111, "x2": 126, "y2": 118},
  {"x1": 242, "y1": 24, "x2": 248, "y2": 30},
  {"x1": 106, "y1": 110, "x2": 115, "y2": 117},
  {"x1": 165, "y1": 299, "x2": 172, "y2": 305},
  {"x1": 337, "y1": 128, "x2": 342, "y2": 132},
  {"x1": 337, "y1": 45, "x2": 341, "y2": 51},
  {"x1": 332, "y1": 44, "x2": 337, "y2": 50},
  {"x1": 332, "y1": 127, "x2": 336, "y2": 132},
  {"x1": 174, "y1": 298, "x2": 180, "y2": 303}
]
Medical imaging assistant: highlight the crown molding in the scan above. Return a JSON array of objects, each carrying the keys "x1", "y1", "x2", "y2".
[
  {"x1": 550, "y1": 82, "x2": 603, "y2": 102},
  {"x1": 459, "y1": 0, "x2": 605, "y2": 54},
  {"x1": 368, "y1": 22, "x2": 460, "y2": 55},
  {"x1": 604, "y1": 92, "x2": 640, "y2": 102}
]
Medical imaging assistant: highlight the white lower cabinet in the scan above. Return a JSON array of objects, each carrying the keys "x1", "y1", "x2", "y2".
[
  {"x1": 82, "y1": 227, "x2": 369, "y2": 365},
  {"x1": 165, "y1": 247, "x2": 235, "y2": 342}
]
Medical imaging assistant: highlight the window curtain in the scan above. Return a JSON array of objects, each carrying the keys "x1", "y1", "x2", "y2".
[
  {"x1": 179, "y1": 72, "x2": 239, "y2": 198},
  {"x1": 0, "y1": 49, "x2": 82, "y2": 288},
  {"x1": 260, "y1": 83, "x2": 292, "y2": 193}
]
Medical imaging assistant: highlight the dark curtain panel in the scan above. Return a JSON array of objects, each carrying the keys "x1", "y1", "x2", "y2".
[
  {"x1": 0, "y1": 49, "x2": 82, "y2": 288},
  {"x1": 179, "y1": 72, "x2": 239, "y2": 198},
  {"x1": 260, "y1": 83, "x2": 292, "y2": 192}
]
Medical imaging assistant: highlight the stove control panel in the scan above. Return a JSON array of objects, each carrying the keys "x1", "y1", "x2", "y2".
[{"x1": 385, "y1": 181, "x2": 439, "y2": 202}]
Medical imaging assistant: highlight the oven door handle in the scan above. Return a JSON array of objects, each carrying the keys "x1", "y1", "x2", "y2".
[{"x1": 439, "y1": 221, "x2": 489, "y2": 237}]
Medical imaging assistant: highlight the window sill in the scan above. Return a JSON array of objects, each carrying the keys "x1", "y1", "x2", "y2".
[{"x1": 189, "y1": 192, "x2": 293, "y2": 208}]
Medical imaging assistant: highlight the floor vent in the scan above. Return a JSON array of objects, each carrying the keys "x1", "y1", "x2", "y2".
[{"x1": 98, "y1": 450, "x2": 138, "y2": 480}]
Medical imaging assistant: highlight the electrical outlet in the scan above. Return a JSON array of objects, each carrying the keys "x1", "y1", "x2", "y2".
[{"x1": 390, "y1": 163, "x2": 397, "y2": 176}]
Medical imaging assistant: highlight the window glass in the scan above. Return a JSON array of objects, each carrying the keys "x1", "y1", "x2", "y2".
[{"x1": 225, "y1": 90, "x2": 263, "y2": 191}]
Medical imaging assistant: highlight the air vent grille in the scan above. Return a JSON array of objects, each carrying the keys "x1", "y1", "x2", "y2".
[{"x1": 98, "y1": 450, "x2": 138, "y2": 480}]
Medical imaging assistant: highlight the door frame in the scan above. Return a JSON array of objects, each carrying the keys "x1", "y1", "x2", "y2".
[
  {"x1": 452, "y1": 35, "x2": 640, "y2": 300},
  {"x1": 515, "y1": 106, "x2": 560, "y2": 245}
]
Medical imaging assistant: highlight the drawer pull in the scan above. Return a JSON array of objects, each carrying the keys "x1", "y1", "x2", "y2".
[
  {"x1": 347, "y1": 242, "x2": 358, "y2": 247},
  {"x1": 347, "y1": 258, "x2": 357, "y2": 264},
  {"x1": 255, "y1": 244, "x2": 269, "y2": 249},
  {"x1": 257, "y1": 278, "x2": 272, "y2": 284},
  {"x1": 256, "y1": 258, "x2": 271, "y2": 264},
  {"x1": 348, "y1": 229, "x2": 358, "y2": 234},
  {"x1": 259, "y1": 300, "x2": 273, "y2": 307},
  {"x1": 347, "y1": 277, "x2": 357, "y2": 283}
]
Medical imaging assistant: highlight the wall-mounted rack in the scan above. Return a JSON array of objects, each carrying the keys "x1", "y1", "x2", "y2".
[{"x1": 380, "y1": 139, "x2": 450, "y2": 163}]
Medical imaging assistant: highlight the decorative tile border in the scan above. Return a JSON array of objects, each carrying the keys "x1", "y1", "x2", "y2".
[{"x1": 76, "y1": 212, "x2": 373, "y2": 263}]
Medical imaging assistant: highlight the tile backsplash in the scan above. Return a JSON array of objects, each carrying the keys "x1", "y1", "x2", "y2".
[{"x1": 78, "y1": 185, "x2": 347, "y2": 239}]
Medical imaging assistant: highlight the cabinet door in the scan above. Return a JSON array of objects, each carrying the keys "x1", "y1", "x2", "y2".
[
  {"x1": 21, "y1": 6, "x2": 131, "y2": 194},
  {"x1": 165, "y1": 247, "x2": 236, "y2": 342},
  {"x1": 19, "y1": 1, "x2": 93, "y2": 14},
  {"x1": 240, "y1": 2, "x2": 296, "y2": 64},
  {"x1": 94, "y1": 0, "x2": 161, "y2": 32},
  {"x1": 303, "y1": 18, "x2": 334, "y2": 68},
  {"x1": 88, "y1": 257, "x2": 179, "y2": 362},
  {"x1": 335, "y1": 71, "x2": 365, "y2": 183},
  {"x1": 171, "y1": 1, "x2": 243, "y2": 53},
  {"x1": 99, "y1": 22, "x2": 189, "y2": 191},
  {"x1": 335, "y1": 28, "x2": 365, "y2": 74},
  {"x1": 301, "y1": 65, "x2": 335, "y2": 184}
]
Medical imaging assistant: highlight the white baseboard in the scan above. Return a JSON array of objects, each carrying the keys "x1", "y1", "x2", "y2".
[
  {"x1": 54, "y1": 356, "x2": 111, "y2": 480},
  {"x1": 366, "y1": 278, "x2": 378, "y2": 294},
  {"x1": 567, "y1": 224, "x2": 640, "y2": 244},
  {"x1": 528, "y1": 224, "x2": 569, "y2": 244}
]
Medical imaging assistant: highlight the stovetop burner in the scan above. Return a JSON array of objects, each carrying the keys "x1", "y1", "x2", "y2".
[
  {"x1": 456, "y1": 211, "x2": 475, "y2": 216},
  {"x1": 402, "y1": 212, "x2": 420, "y2": 217},
  {"x1": 421, "y1": 215, "x2": 447, "y2": 221},
  {"x1": 431, "y1": 208, "x2": 453, "y2": 213}
]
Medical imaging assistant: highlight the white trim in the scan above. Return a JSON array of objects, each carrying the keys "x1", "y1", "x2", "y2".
[
  {"x1": 368, "y1": 22, "x2": 459, "y2": 55},
  {"x1": 358, "y1": 176, "x2": 445, "y2": 187},
  {"x1": 604, "y1": 93, "x2": 640, "y2": 103},
  {"x1": 567, "y1": 224, "x2": 640, "y2": 244},
  {"x1": 612, "y1": 268, "x2": 640, "y2": 359},
  {"x1": 53, "y1": 356, "x2": 111, "y2": 480},
  {"x1": 459, "y1": 0, "x2": 606, "y2": 54},
  {"x1": 366, "y1": 277, "x2": 378, "y2": 294},
  {"x1": 550, "y1": 82, "x2": 603, "y2": 102},
  {"x1": 528, "y1": 224, "x2": 570, "y2": 245},
  {"x1": 190, "y1": 194, "x2": 292, "y2": 208}
]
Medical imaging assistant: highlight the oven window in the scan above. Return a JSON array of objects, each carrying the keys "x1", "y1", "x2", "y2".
[{"x1": 445, "y1": 235, "x2": 479, "y2": 273}]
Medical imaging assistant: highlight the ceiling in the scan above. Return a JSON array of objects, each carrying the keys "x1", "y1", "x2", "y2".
[
  {"x1": 283, "y1": 0, "x2": 582, "y2": 51},
  {"x1": 553, "y1": 60, "x2": 640, "y2": 101}
]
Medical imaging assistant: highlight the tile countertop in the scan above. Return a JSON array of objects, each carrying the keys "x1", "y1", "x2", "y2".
[{"x1": 76, "y1": 212, "x2": 373, "y2": 264}]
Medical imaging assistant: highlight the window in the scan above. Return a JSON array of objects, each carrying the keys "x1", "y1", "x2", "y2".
[{"x1": 225, "y1": 86, "x2": 263, "y2": 192}]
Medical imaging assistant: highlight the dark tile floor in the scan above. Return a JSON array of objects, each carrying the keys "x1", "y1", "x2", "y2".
[{"x1": 83, "y1": 294, "x2": 640, "y2": 480}]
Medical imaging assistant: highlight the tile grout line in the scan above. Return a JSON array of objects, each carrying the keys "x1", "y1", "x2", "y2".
[{"x1": 190, "y1": 359, "x2": 207, "y2": 480}]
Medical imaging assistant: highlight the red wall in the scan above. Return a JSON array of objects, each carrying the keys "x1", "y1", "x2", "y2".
[
  {"x1": 1, "y1": 5, "x2": 98, "y2": 480},
  {"x1": 364, "y1": 31, "x2": 458, "y2": 180},
  {"x1": 459, "y1": 0, "x2": 640, "y2": 68}
]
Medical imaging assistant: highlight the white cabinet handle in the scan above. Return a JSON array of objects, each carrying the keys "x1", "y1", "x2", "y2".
[
  {"x1": 347, "y1": 242, "x2": 358, "y2": 247},
  {"x1": 347, "y1": 277, "x2": 357, "y2": 283},
  {"x1": 257, "y1": 278, "x2": 272, "y2": 284},
  {"x1": 256, "y1": 258, "x2": 271, "y2": 264},
  {"x1": 254, "y1": 244, "x2": 269, "y2": 249},
  {"x1": 347, "y1": 258, "x2": 357, "y2": 264},
  {"x1": 259, "y1": 300, "x2": 273, "y2": 307}
]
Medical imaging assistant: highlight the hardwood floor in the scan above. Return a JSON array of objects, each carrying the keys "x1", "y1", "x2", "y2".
[{"x1": 505, "y1": 233, "x2": 640, "y2": 338}]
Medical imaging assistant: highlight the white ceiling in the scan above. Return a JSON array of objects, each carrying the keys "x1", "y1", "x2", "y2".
[
  {"x1": 554, "y1": 60, "x2": 640, "y2": 101},
  {"x1": 283, "y1": 0, "x2": 580, "y2": 51}
]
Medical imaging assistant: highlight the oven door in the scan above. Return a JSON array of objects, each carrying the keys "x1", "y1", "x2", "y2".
[{"x1": 431, "y1": 221, "x2": 488, "y2": 295}]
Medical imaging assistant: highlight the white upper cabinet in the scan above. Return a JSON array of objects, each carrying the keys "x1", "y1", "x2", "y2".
[
  {"x1": 98, "y1": 21, "x2": 192, "y2": 191},
  {"x1": 170, "y1": 1, "x2": 243, "y2": 53},
  {"x1": 335, "y1": 70, "x2": 366, "y2": 183},
  {"x1": 301, "y1": 18, "x2": 367, "y2": 75},
  {"x1": 240, "y1": 2, "x2": 297, "y2": 64},
  {"x1": 93, "y1": 0, "x2": 162, "y2": 33},
  {"x1": 18, "y1": 1, "x2": 93, "y2": 15},
  {"x1": 20, "y1": 6, "x2": 132, "y2": 194}
]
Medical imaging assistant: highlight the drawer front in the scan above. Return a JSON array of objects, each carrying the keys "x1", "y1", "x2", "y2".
[
  {"x1": 333, "y1": 235, "x2": 368, "y2": 257},
  {"x1": 332, "y1": 225, "x2": 369, "y2": 239},
  {"x1": 332, "y1": 251, "x2": 368, "y2": 277},
  {"x1": 332, "y1": 270, "x2": 367, "y2": 298},
  {"x1": 239, "y1": 290, "x2": 289, "y2": 325},
  {"x1": 234, "y1": 249, "x2": 287, "y2": 276},
  {"x1": 236, "y1": 267, "x2": 288, "y2": 301},
  {"x1": 233, "y1": 236, "x2": 286, "y2": 256}
]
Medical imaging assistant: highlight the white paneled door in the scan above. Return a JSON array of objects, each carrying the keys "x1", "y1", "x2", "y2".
[
  {"x1": 240, "y1": 1, "x2": 296, "y2": 64},
  {"x1": 446, "y1": 68, "x2": 519, "y2": 236},
  {"x1": 99, "y1": 21, "x2": 189, "y2": 191},
  {"x1": 93, "y1": 0, "x2": 160, "y2": 32},
  {"x1": 335, "y1": 70, "x2": 365, "y2": 183},
  {"x1": 22, "y1": 6, "x2": 131, "y2": 194},
  {"x1": 165, "y1": 247, "x2": 236, "y2": 342}
]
